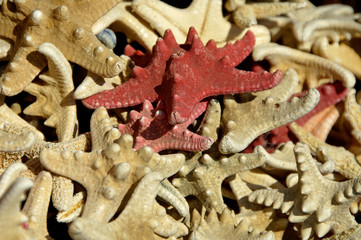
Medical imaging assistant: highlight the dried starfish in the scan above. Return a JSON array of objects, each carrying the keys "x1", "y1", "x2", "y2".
[
  {"x1": 0, "y1": 163, "x2": 52, "y2": 240},
  {"x1": 0, "y1": 129, "x2": 35, "y2": 152},
  {"x1": 249, "y1": 143, "x2": 361, "y2": 239},
  {"x1": 290, "y1": 122, "x2": 361, "y2": 179},
  {"x1": 40, "y1": 107, "x2": 185, "y2": 222},
  {"x1": 342, "y1": 89, "x2": 361, "y2": 146},
  {"x1": 190, "y1": 208, "x2": 275, "y2": 240},
  {"x1": 0, "y1": 37, "x2": 11, "y2": 59},
  {"x1": 312, "y1": 36, "x2": 361, "y2": 79},
  {"x1": 246, "y1": 81, "x2": 349, "y2": 152},
  {"x1": 220, "y1": 69, "x2": 319, "y2": 154},
  {"x1": 230, "y1": 2, "x2": 307, "y2": 29},
  {"x1": 117, "y1": 100, "x2": 213, "y2": 152},
  {"x1": 172, "y1": 151, "x2": 266, "y2": 213},
  {"x1": 83, "y1": 27, "x2": 282, "y2": 125},
  {"x1": 92, "y1": 1, "x2": 158, "y2": 52},
  {"x1": 68, "y1": 172, "x2": 188, "y2": 240},
  {"x1": 24, "y1": 42, "x2": 77, "y2": 142},
  {"x1": 252, "y1": 43, "x2": 355, "y2": 91},
  {"x1": 0, "y1": 0, "x2": 128, "y2": 96},
  {"x1": 132, "y1": 0, "x2": 250, "y2": 46}
]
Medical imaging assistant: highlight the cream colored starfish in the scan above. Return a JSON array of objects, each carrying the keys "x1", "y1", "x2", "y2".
[
  {"x1": 40, "y1": 107, "x2": 185, "y2": 222},
  {"x1": 0, "y1": 163, "x2": 52, "y2": 240},
  {"x1": 68, "y1": 172, "x2": 188, "y2": 240},
  {"x1": 220, "y1": 69, "x2": 320, "y2": 154},
  {"x1": 312, "y1": 36, "x2": 361, "y2": 79},
  {"x1": 92, "y1": 1, "x2": 158, "y2": 52},
  {"x1": 230, "y1": 2, "x2": 307, "y2": 29},
  {"x1": 249, "y1": 143, "x2": 361, "y2": 239},
  {"x1": 341, "y1": 89, "x2": 361, "y2": 146},
  {"x1": 24, "y1": 42, "x2": 77, "y2": 142},
  {"x1": 0, "y1": 37, "x2": 11, "y2": 60},
  {"x1": 172, "y1": 151, "x2": 266, "y2": 213},
  {"x1": 290, "y1": 122, "x2": 361, "y2": 179},
  {"x1": 252, "y1": 43, "x2": 355, "y2": 91},
  {"x1": 132, "y1": 0, "x2": 249, "y2": 46},
  {"x1": 190, "y1": 208, "x2": 275, "y2": 240}
]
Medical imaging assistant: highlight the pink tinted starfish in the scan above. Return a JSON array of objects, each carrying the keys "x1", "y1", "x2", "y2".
[
  {"x1": 82, "y1": 27, "x2": 283, "y2": 125},
  {"x1": 243, "y1": 81, "x2": 348, "y2": 153},
  {"x1": 117, "y1": 100, "x2": 213, "y2": 152}
]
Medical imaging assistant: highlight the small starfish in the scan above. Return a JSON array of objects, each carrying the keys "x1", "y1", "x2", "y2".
[
  {"x1": 83, "y1": 27, "x2": 283, "y2": 125},
  {"x1": 117, "y1": 100, "x2": 213, "y2": 152},
  {"x1": 0, "y1": 0, "x2": 127, "y2": 96}
]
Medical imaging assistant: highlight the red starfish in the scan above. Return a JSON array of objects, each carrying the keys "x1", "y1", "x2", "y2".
[
  {"x1": 243, "y1": 81, "x2": 348, "y2": 153},
  {"x1": 117, "y1": 100, "x2": 213, "y2": 152},
  {"x1": 82, "y1": 27, "x2": 283, "y2": 125}
]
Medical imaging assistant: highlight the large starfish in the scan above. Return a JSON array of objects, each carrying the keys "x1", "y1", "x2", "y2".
[
  {"x1": 83, "y1": 27, "x2": 283, "y2": 125},
  {"x1": 0, "y1": 0, "x2": 127, "y2": 96}
]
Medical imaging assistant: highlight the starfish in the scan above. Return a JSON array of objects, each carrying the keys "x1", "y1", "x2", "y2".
[
  {"x1": 244, "y1": 81, "x2": 349, "y2": 153},
  {"x1": 117, "y1": 100, "x2": 213, "y2": 152},
  {"x1": 0, "y1": 0, "x2": 128, "y2": 96},
  {"x1": 132, "y1": 0, "x2": 250, "y2": 46},
  {"x1": 83, "y1": 27, "x2": 283, "y2": 125}
]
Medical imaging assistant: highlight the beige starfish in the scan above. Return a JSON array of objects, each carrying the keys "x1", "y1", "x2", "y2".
[
  {"x1": 0, "y1": 163, "x2": 52, "y2": 240},
  {"x1": 312, "y1": 36, "x2": 361, "y2": 79},
  {"x1": 68, "y1": 172, "x2": 188, "y2": 240},
  {"x1": 172, "y1": 151, "x2": 266, "y2": 213},
  {"x1": 40, "y1": 107, "x2": 185, "y2": 222},
  {"x1": 0, "y1": 128, "x2": 35, "y2": 152},
  {"x1": 249, "y1": 143, "x2": 361, "y2": 239},
  {"x1": 132, "y1": 0, "x2": 249, "y2": 46},
  {"x1": 24, "y1": 42, "x2": 77, "y2": 142},
  {"x1": 92, "y1": 1, "x2": 158, "y2": 52},
  {"x1": 190, "y1": 208, "x2": 275, "y2": 240},
  {"x1": 220, "y1": 69, "x2": 320, "y2": 154},
  {"x1": 230, "y1": 2, "x2": 307, "y2": 29},
  {"x1": 252, "y1": 43, "x2": 355, "y2": 91},
  {"x1": 0, "y1": 0, "x2": 129, "y2": 96},
  {"x1": 290, "y1": 122, "x2": 361, "y2": 179},
  {"x1": 341, "y1": 89, "x2": 361, "y2": 146}
]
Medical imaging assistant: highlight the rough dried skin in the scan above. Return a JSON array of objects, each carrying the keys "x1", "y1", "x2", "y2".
[
  {"x1": 0, "y1": 129, "x2": 36, "y2": 152},
  {"x1": 247, "y1": 81, "x2": 349, "y2": 153},
  {"x1": 252, "y1": 43, "x2": 355, "y2": 91},
  {"x1": 190, "y1": 208, "x2": 275, "y2": 240},
  {"x1": 132, "y1": 0, "x2": 249, "y2": 46},
  {"x1": 196, "y1": 98, "x2": 221, "y2": 142},
  {"x1": 342, "y1": 89, "x2": 361, "y2": 145},
  {"x1": 24, "y1": 42, "x2": 77, "y2": 142},
  {"x1": 290, "y1": 122, "x2": 361, "y2": 179},
  {"x1": 84, "y1": 28, "x2": 282, "y2": 125},
  {"x1": 232, "y1": 2, "x2": 307, "y2": 28},
  {"x1": 68, "y1": 172, "x2": 188, "y2": 240},
  {"x1": 0, "y1": 37, "x2": 11, "y2": 59},
  {"x1": 0, "y1": 0, "x2": 127, "y2": 96},
  {"x1": 249, "y1": 143, "x2": 361, "y2": 240},
  {"x1": 117, "y1": 100, "x2": 213, "y2": 152},
  {"x1": 220, "y1": 69, "x2": 319, "y2": 154},
  {"x1": 40, "y1": 108, "x2": 185, "y2": 222},
  {"x1": 172, "y1": 152, "x2": 266, "y2": 213}
]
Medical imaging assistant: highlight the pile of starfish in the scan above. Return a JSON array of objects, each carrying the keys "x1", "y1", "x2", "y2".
[{"x1": 1, "y1": 0, "x2": 361, "y2": 239}]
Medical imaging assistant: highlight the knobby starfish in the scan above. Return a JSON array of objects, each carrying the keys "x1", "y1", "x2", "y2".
[
  {"x1": 244, "y1": 81, "x2": 348, "y2": 153},
  {"x1": 117, "y1": 100, "x2": 213, "y2": 152},
  {"x1": 83, "y1": 27, "x2": 283, "y2": 125},
  {"x1": 0, "y1": 0, "x2": 128, "y2": 96}
]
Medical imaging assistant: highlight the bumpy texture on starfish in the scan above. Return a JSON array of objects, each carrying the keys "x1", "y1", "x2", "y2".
[
  {"x1": 83, "y1": 27, "x2": 283, "y2": 125},
  {"x1": 118, "y1": 100, "x2": 213, "y2": 152},
  {"x1": 0, "y1": 0, "x2": 128, "y2": 96},
  {"x1": 249, "y1": 143, "x2": 361, "y2": 240}
]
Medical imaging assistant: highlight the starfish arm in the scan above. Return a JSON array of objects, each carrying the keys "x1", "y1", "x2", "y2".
[
  {"x1": 22, "y1": 171, "x2": 52, "y2": 239},
  {"x1": 93, "y1": 2, "x2": 158, "y2": 52},
  {"x1": 0, "y1": 129, "x2": 36, "y2": 151},
  {"x1": 0, "y1": 45, "x2": 46, "y2": 96}
]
